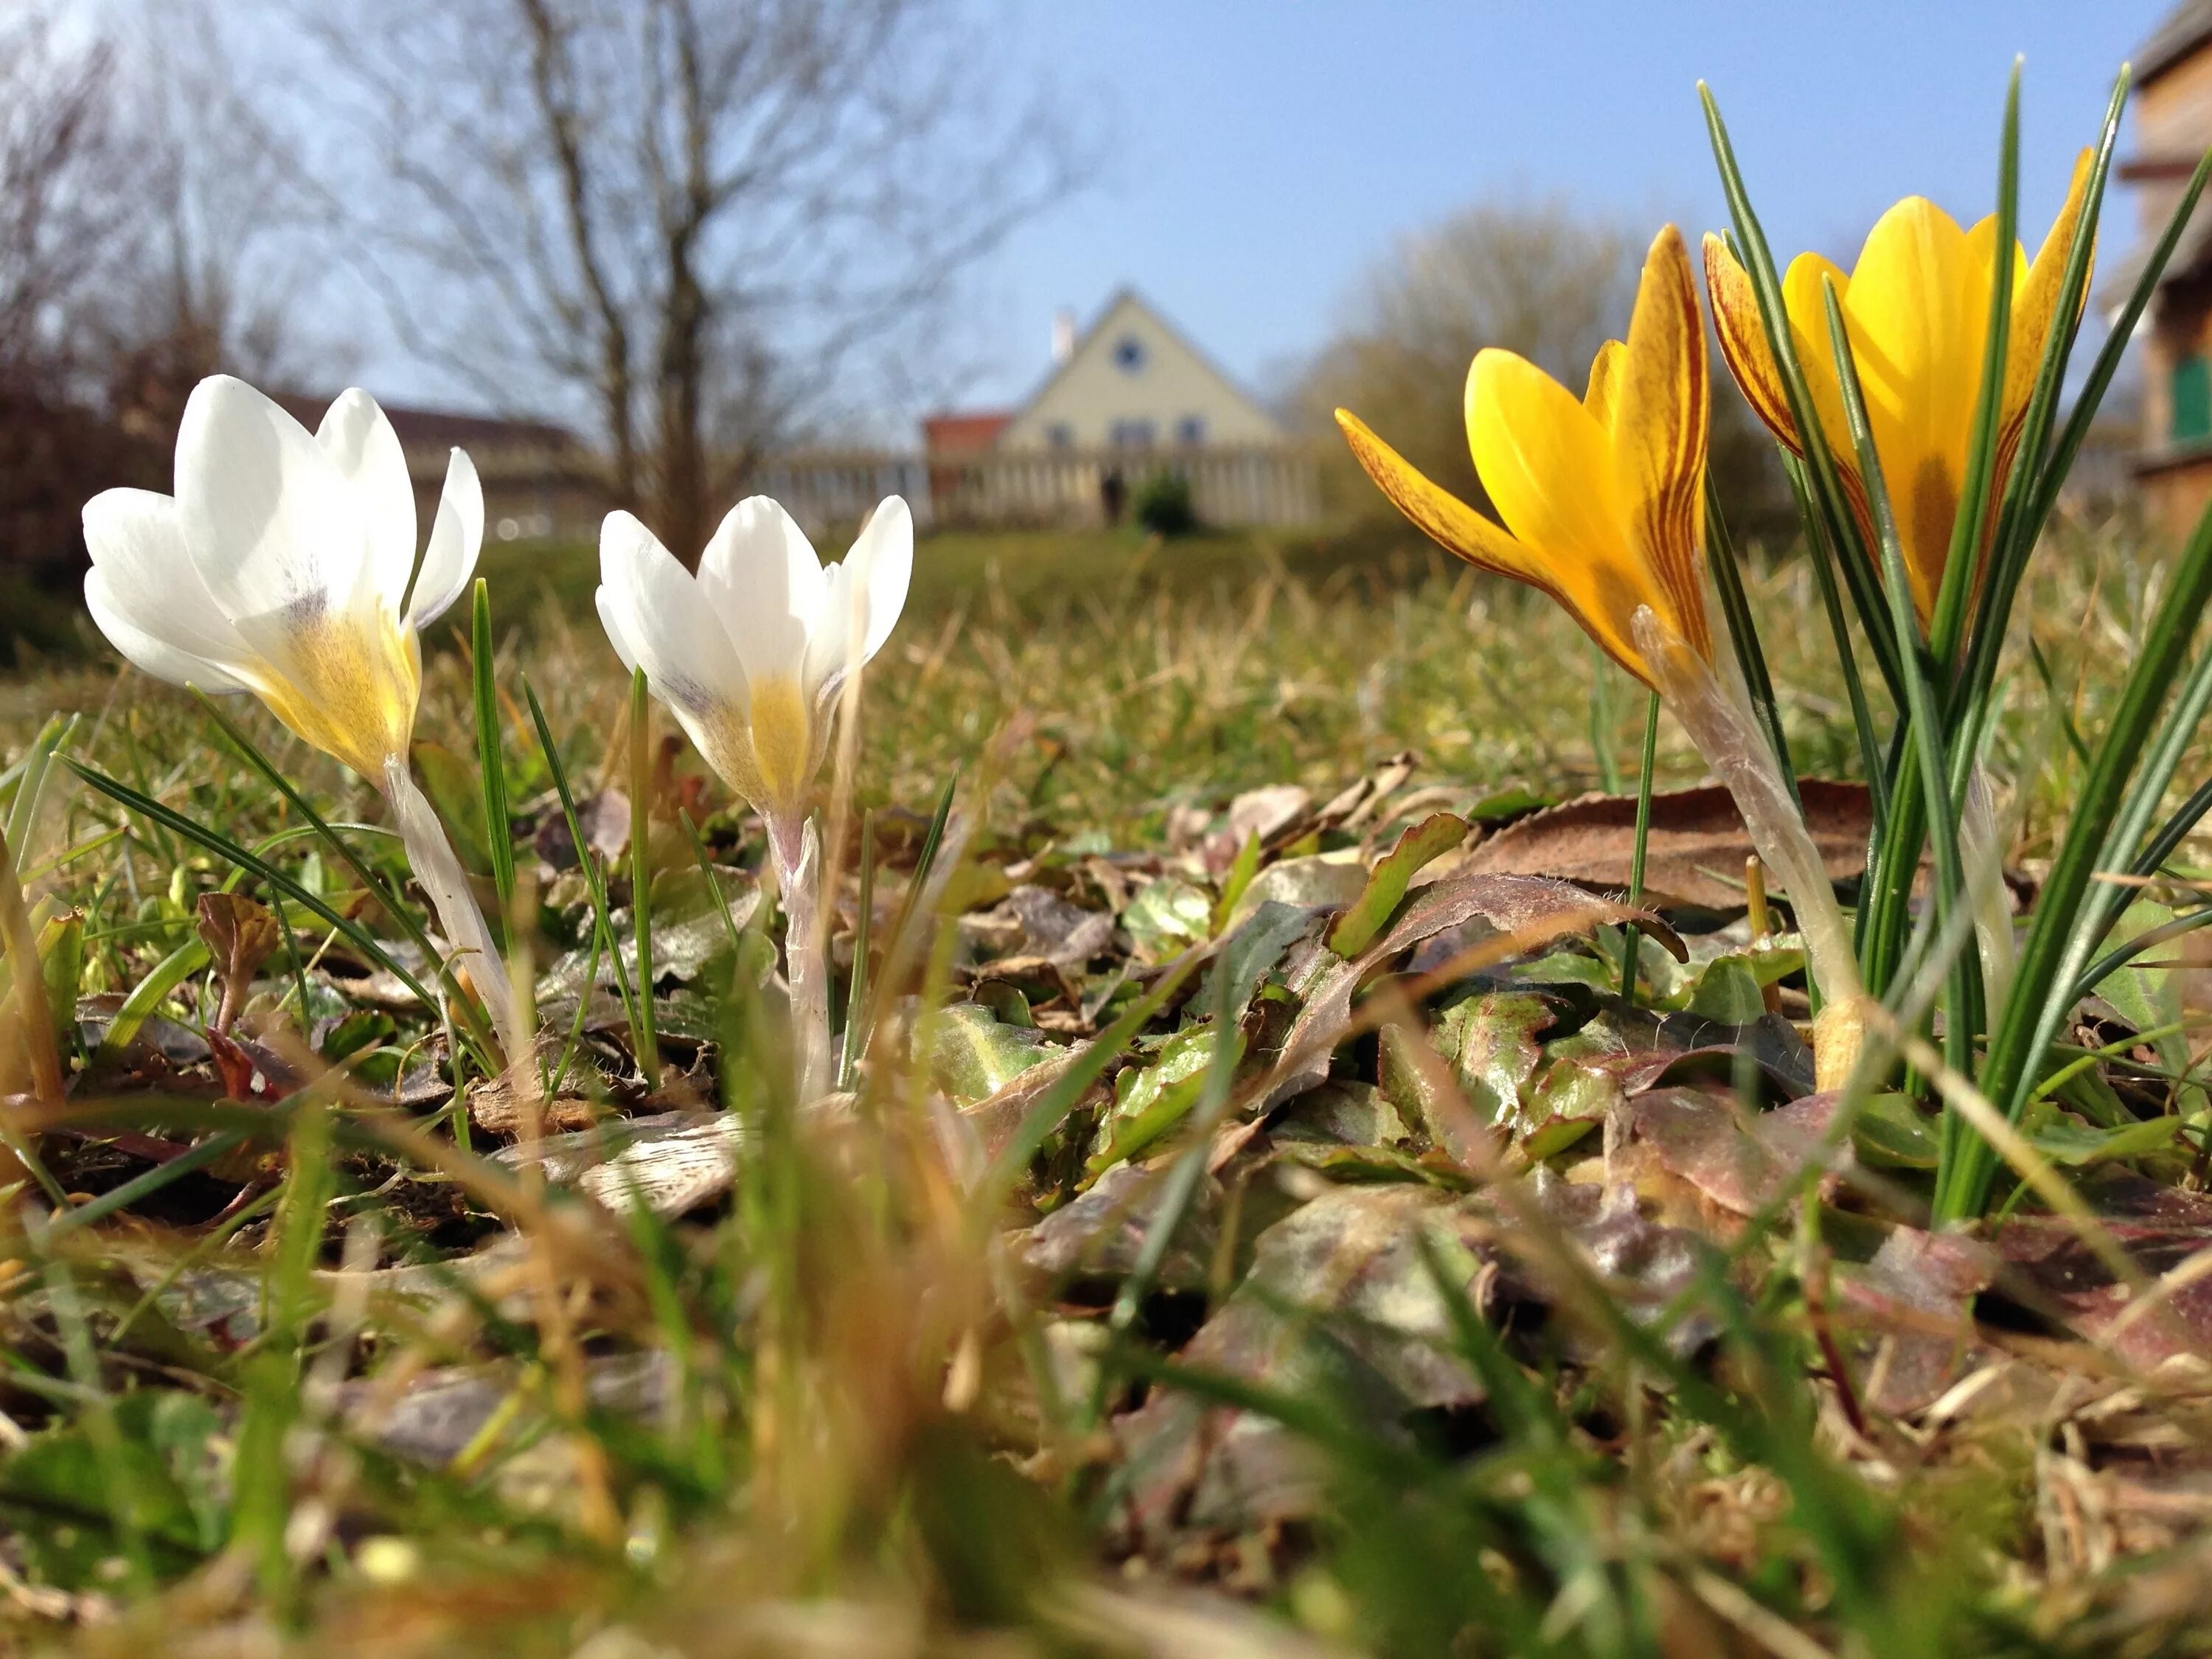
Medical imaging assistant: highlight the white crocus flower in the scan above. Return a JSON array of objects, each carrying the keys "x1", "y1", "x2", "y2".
[
  {"x1": 81, "y1": 375, "x2": 518, "y2": 1057},
  {"x1": 595, "y1": 495, "x2": 913, "y2": 1097}
]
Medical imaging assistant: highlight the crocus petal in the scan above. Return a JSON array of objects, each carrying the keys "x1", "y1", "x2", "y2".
[
  {"x1": 83, "y1": 566, "x2": 253, "y2": 694},
  {"x1": 1705, "y1": 237, "x2": 1796, "y2": 447},
  {"x1": 596, "y1": 585, "x2": 641, "y2": 677},
  {"x1": 81, "y1": 487, "x2": 251, "y2": 667},
  {"x1": 597, "y1": 510, "x2": 745, "y2": 721},
  {"x1": 1610, "y1": 226, "x2": 1710, "y2": 662},
  {"x1": 1334, "y1": 409, "x2": 1554, "y2": 593},
  {"x1": 316, "y1": 389, "x2": 417, "y2": 616},
  {"x1": 1840, "y1": 198, "x2": 1985, "y2": 612},
  {"x1": 175, "y1": 375, "x2": 359, "y2": 625},
  {"x1": 848, "y1": 495, "x2": 913, "y2": 665},
  {"x1": 1777, "y1": 250, "x2": 1861, "y2": 470},
  {"x1": 2007, "y1": 147, "x2": 2094, "y2": 426},
  {"x1": 698, "y1": 495, "x2": 827, "y2": 692},
  {"x1": 407, "y1": 448, "x2": 483, "y2": 629},
  {"x1": 802, "y1": 560, "x2": 858, "y2": 705},
  {"x1": 1584, "y1": 341, "x2": 1626, "y2": 431}
]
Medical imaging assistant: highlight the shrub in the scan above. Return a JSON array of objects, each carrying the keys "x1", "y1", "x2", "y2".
[{"x1": 1132, "y1": 469, "x2": 1197, "y2": 537}]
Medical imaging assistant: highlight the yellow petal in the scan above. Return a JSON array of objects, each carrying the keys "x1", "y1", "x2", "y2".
[
  {"x1": 1703, "y1": 234, "x2": 1800, "y2": 449},
  {"x1": 1467, "y1": 349, "x2": 1654, "y2": 678},
  {"x1": 234, "y1": 607, "x2": 420, "y2": 780},
  {"x1": 1333, "y1": 408, "x2": 1550, "y2": 589},
  {"x1": 1841, "y1": 197, "x2": 1981, "y2": 617},
  {"x1": 1585, "y1": 339, "x2": 1626, "y2": 431},
  {"x1": 1778, "y1": 250, "x2": 1861, "y2": 476},
  {"x1": 2007, "y1": 147, "x2": 2094, "y2": 428},
  {"x1": 1610, "y1": 226, "x2": 1711, "y2": 663}
]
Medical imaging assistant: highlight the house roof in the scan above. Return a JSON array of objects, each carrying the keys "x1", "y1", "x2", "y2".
[
  {"x1": 1002, "y1": 286, "x2": 1279, "y2": 437},
  {"x1": 2138, "y1": 0, "x2": 2212, "y2": 86},
  {"x1": 269, "y1": 393, "x2": 584, "y2": 457}
]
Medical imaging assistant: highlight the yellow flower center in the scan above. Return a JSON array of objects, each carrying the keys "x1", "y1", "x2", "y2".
[{"x1": 747, "y1": 675, "x2": 814, "y2": 815}]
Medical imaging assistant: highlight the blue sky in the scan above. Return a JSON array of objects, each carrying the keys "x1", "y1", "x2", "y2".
[{"x1": 956, "y1": 0, "x2": 2174, "y2": 410}]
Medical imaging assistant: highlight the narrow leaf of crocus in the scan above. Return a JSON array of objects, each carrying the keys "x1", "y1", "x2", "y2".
[
  {"x1": 1818, "y1": 276, "x2": 1983, "y2": 1093},
  {"x1": 1700, "y1": 85, "x2": 1904, "y2": 703},
  {"x1": 627, "y1": 667, "x2": 659, "y2": 1086},
  {"x1": 1327, "y1": 813, "x2": 1470, "y2": 958},
  {"x1": 1953, "y1": 492, "x2": 2212, "y2": 1217},
  {"x1": 472, "y1": 579, "x2": 516, "y2": 933},
  {"x1": 1928, "y1": 62, "x2": 2020, "y2": 669}
]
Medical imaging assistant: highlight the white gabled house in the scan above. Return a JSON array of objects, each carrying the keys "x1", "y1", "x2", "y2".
[{"x1": 921, "y1": 288, "x2": 1320, "y2": 529}]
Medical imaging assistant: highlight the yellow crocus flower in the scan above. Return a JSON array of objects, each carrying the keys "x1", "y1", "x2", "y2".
[
  {"x1": 1335, "y1": 223, "x2": 1865, "y2": 1085},
  {"x1": 1703, "y1": 153, "x2": 2092, "y2": 623},
  {"x1": 1336, "y1": 224, "x2": 1711, "y2": 689}
]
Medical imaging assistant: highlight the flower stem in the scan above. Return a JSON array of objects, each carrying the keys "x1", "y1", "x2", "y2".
[
  {"x1": 767, "y1": 810, "x2": 830, "y2": 1103},
  {"x1": 383, "y1": 758, "x2": 519, "y2": 1063},
  {"x1": 1617, "y1": 689, "x2": 1660, "y2": 1002},
  {"x1": 1634, "y1": 610, "x2": 1864, "y2": 1088}
]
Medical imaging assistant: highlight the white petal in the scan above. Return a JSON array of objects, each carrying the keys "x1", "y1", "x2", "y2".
[
  {"x1": 595, "y1": 585, "x2": 640, "y2": 675},
  {"x1": 175, "y1": 375, "x2": 362, "y2": 624},
  {"x1": 846, "y1": 495, "x2": 914, "y2": 664},
  {"x1": 698, "y1": 495, "x2": 825, "y2": 689},
  {"x1": 408, "y1": 448, "x2": 483, "y2": 628},
  {"x1": 82, "y1": 487, "x2": 251, "y2": 665},
  {"x1": 84, "y1": 567, "x2": 252, "y2": 692},
  {"x1": 801, "y1": 559, "x2": 858, "y2": 700},
  {"x1": 597, "y1": 511, "x2": 745, "y2": 717},
  {"x1": 317, "y1": 389, "x2": 417, "y2": 615}
]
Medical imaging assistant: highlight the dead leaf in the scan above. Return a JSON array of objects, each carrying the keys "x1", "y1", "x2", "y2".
[
  {"x1": 1462, "y1": 780, "x2": 1872, "y2": 911},
  {"x1": 195, "y1": 892, "x2": 281, "y2": 1035},
  {"x1": 1829, "y1": 1227, "x2": 1995, "y2": 1414}
]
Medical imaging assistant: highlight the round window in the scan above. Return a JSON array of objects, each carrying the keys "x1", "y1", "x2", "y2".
[{"x1": 1112, "y1": 335, "x2": 1147, "y2": 375}]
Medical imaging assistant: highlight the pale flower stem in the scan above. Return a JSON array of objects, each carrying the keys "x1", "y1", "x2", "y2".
[
  {"x1": 768, "y1": 809, "x2": 830, "y2": 1103},
  {"x1": 1961, "y1": 765, "x2": 2016, "y2": 1011},
  {"x1": 382, "y1": 758, "x2": 520, "y2": 1063},
  {"x1": 1633, "y1": 609, "x2": 1865, "y2": 1086}
]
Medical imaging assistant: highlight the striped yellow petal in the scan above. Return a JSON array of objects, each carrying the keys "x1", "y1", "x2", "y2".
[
  {"x1": 1611, "y1": 226, "x2": 1710, "y2": 664},
  {"x1": 1584, "y1": 339, "x2": 1626, "y2": 429},
  {"x1": 1468, "y1": 348, "x2": 1656, "y2": 678},
  {"x1": 1333, "y1": 408, "x2": 1553, "y2": 590},
  {"x1": 2006, "y1": 147, "x2": 2094, "y2": 429}
]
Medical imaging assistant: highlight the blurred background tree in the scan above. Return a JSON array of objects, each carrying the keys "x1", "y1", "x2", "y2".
[
  {"x1": 1295, "y1": 195, "x2": 1795, "y2": 546},
  {"x1": 270, "y1": 0, "x2": 1093, "y2": 566}
]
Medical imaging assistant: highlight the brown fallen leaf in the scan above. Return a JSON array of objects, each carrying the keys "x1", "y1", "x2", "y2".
[{"x1": 1461, "y1": 780, "x2": 1873, "y2": 911}]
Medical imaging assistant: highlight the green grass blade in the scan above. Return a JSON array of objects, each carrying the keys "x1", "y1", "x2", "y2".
[
  {"x1": 1959, "y1": 496, "x2": 2212, "y2": 1217},
  {"x1": 1819, "y1": 277, "x2": 1983, "y2": 1093},
  {"x1": 1705, "y1": 476, "x2": 1796, "y2": 804},
  {"x1": 66, "y1": 758, "x2": 445, "y2": 1020},
  {"x1": 627, "y1": 668, "x2": 659, "y2": 1085},
  {"x1": 472, "y1": 579, "x2": 516, "y2": 936},
  {"x1": 1701, "y1": 84, "x2": 1904, "y2": 703},
  {"x1": 837, "y1": 810, "x2": 876, "y2": 1091},
  {"x1": 521, "y1": 675, "x2": 644, "y2": 1060},
  {"x1": 1927, "y1": 63, "x2": 2018, "y2": 670},
  {"x1": 1618, "y1": 689, "x2": 1660, "y2": 1002}
]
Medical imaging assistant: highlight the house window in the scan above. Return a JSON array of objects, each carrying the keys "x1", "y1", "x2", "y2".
[
  {"x1": 2175, "y1": 355, "x2": 2212, "y2": 443},
  {"x1": 1109, "y1": 418, "x2": 1157, "y2": 448},
  {"x1": 1045, "y1": 422, "x2": 1074, "y2": 449},
  {"x1": 1175, "y1": 414, "x2": 1206, "y2": 445},
  {"x1": 1111, "y1": 335, "x2": 1147, "y2": 375}
]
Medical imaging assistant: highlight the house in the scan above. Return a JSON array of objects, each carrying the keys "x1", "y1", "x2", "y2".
[
  {"x1": 271, "y1": 395, "x2": 602, "y2": 545},
  {"x1": 2116, "y1": 1, "x2": 2212, "y2": 536},
  {"x1": 922, "y1": 289, "x2": 1319, "y2": 529}
]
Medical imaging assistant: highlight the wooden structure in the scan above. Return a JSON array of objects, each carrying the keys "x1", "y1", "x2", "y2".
[{"x1": 2118, "y1": 1, "x2": 2212, "y2": 537}]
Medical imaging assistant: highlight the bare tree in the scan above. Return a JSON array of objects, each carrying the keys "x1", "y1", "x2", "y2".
[
  {"x1": 1299, "y1": 196, "x2": 1789, "y2": 540},
  {"x1": 0, "y1": 11, "x2": 131, "y2": 390},
  {"x1": 265, "y1": 0, "x2": 1090, "y2": 562}
]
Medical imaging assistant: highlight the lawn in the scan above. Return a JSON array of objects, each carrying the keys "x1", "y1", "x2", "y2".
[{"x1": 4, "y1": 515, "x2": 2212, "y2": 1656}]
